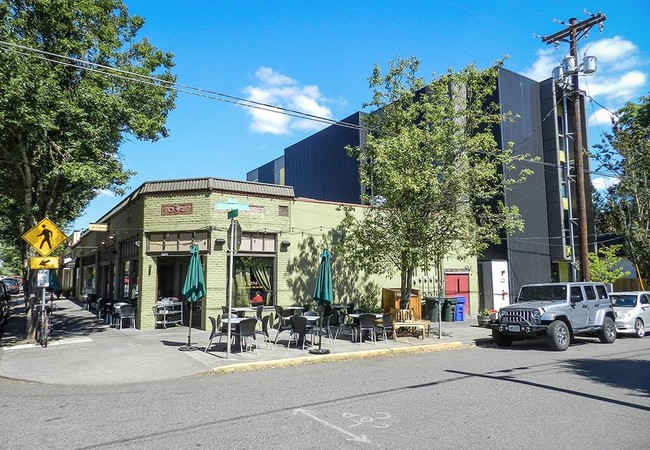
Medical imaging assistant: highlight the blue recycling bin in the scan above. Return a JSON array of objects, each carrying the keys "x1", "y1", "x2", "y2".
[{"x1": 454, "y1": 296, "x2": 466, "y2": 322}]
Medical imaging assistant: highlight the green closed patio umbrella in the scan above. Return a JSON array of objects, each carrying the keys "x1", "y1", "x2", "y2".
[
  {"x1": 310, "y1": 248, "x2": 333, "y2": 354},
  {"x1": 179, "y1": 244, "x2": 205, "y2": 351}
]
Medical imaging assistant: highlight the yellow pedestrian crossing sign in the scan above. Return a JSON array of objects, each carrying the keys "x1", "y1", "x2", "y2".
[{"x1": 22, "y1": 218, "x2": 67, "y2": 257}]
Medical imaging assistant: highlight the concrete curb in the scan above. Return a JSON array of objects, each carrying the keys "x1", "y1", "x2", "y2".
[{"x1": 209, "y1": 341, "x2": 471, "y2": 375}]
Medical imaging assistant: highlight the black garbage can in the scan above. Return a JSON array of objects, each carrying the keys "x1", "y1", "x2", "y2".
[
  {"x1": 442, "y1": 297, "x2": 457, "y2": 322},
  {"x1": 424, "y1": 296, "x2": 441, "y2": 322}
]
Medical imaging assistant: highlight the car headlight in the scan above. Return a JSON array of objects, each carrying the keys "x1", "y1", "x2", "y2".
[
  {"x1": 617, "y1": 311, "x2": 630, "y2": 320},
  {"x1": 532, "y1": 309, "x2": 541, "y2": 319},
  {"x1": 498, "y1": 309, "x2": 505, "y2": 319}
]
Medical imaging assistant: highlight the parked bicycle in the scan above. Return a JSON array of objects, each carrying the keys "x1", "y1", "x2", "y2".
[{"x1": 34, "y1": 303, "x2": 53, "y2": 347}]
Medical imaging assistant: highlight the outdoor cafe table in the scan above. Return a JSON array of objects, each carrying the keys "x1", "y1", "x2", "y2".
[
  {"x1": 284, "y1": 306, "x2": 305, "y2": 314},
  {"x1": 347, "y1": 313, "x2": 384, "y2": 319},
  {"x1": 230, "y1": 307, "x2": 257, "y2": 317},
  {"x1": 331, "y1": 304, "x2": 349, "y2": 310}
]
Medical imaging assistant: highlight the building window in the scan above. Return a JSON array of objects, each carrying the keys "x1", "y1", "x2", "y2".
[{"x1": 278, "y1": 205, "x2": 289, "y2": 217}]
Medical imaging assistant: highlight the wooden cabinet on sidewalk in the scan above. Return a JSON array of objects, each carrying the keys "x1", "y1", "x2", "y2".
[{"x1": 381, "y1": 288, "x2": 422, "y2": 320}]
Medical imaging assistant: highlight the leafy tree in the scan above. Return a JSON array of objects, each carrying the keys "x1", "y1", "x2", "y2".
[
  {"x1": 588, "y1": 244, "x2": 630, "y2": 284},
  {"x1": 0, "y1": 242, "x2": 21, "y2": 276},
  {"x1": 340, "y1": 57, "x2": 532, "y2": 303},
  {"x1": 0, "y1": 0, "x2": 177, "y2": 264},
  {"x1": 594, "y1": 94, "x2": 650, "y2": 280}
]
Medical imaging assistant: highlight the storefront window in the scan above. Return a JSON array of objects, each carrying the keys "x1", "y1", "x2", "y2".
[
  {"x1": 230, "y1": 256, "x2": 274, "y2": 306},
  {"x1": 83, "y1": 267, "x2": 95, "y2": 294}
]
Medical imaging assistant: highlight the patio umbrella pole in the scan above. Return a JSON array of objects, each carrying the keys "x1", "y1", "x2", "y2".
[
  {"x1": 179, "y1": 301, "x2": 198, "y2": 351},
  {"x1": 179, "y1": 244, "x2": 203, "y2": 352},
  {"x1": 309, "y1": 249, "x2": 332, "y2": 355},
  {"x1": 309, "y1": 306, "x2": 329, "y2": 354}
]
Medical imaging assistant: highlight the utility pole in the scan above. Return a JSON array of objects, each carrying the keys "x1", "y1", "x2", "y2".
[{"x1": 541, "y1": 12, "x2": 606, "y2": 281}]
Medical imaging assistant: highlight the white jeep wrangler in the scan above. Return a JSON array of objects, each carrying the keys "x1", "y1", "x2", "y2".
[{"x1": 489, "y1": 282, "x2": 617, "y2": 351}]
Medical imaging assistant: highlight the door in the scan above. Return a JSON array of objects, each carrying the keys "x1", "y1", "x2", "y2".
[
  {"x1": 568, "y1": 285, "x2": 590, "y2": 328},
  {"x1": 445, "y1": 273, "x2": 470, "y2": 314}
]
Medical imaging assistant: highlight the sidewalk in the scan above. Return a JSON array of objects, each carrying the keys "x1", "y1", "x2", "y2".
[{"x1": 0, "y1": 297, "x2": 493, "y2": 386}]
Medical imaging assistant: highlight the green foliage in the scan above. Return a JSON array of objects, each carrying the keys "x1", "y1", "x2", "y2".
[
  {"x1": 0, "y1": 242, "x2": 22, "y2": 276},
  {"x1": 0, "y1": 0, "x2": 176, "y2": 257},
  {"x1": 593, "y1": 94, "x2": 650, "y2": 279},
  {"x1": 587, "y1": 244, "x2": 631, "y2": 284},
  {"x1": 340, "y1": 57, "x2": 533, "y2": 302}
]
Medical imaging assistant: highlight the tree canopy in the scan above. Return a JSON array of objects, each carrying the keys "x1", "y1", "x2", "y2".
[
  {"x1": 594, "y1": 94, "x2": 650, "y2": 280},
  {"x1": 340, "y1": 57, "x2": 532, "y2": 302},
  {"x1": 0, "y1": 0, "x2": 176, "y2": 259}
]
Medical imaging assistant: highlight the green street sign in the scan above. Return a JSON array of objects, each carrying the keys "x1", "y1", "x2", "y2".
[{"x1": 228, "y1": 209, "x2": 238, "y2": 219}]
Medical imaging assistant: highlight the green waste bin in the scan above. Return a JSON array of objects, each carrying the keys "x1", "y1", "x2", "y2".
[
  {"x1": 424, "y1": 296, "x2": 441, "y2": 322},
  {"x1": 442, "y1": 297, "x2": 457, "y2": 322}
]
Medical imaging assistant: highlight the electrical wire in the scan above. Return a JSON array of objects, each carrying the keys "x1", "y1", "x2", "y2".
[
  {"x1": 0, "y1": 40, "x2": 371, "y2": 133},
  {"x1": 0, "y1": 40, "x2": 622, "y2": 182}
]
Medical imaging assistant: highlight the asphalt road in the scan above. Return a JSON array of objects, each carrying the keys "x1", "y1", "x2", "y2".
[{"x1": 1, "y1": 335, "x2": 649, "y2": 449}]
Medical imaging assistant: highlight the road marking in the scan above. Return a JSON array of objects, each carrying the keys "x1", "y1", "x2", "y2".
[
  {"x1": 2, "y1": 336, "x2": 92, "y2": 351},
  {"x1": 294, "y1": 408, "x2": 371, "y2": 443}
]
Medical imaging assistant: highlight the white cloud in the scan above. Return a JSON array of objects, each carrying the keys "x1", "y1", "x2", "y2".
[
  {"x1": 521, "y1": 48, "x2": 558, "y2": 82},
  {"x1": 587, "y1": 107, "x2": 617, "y2": 127},
  {"x1": 592, "y1": 176, "x2": 619, "y2": 191},
  {"x1": 523, "y1": 35, "x2": 648, "y2": 130},
  {"x1": 243, "y1": 67, "x2": 333, "y2": 135},
  {"x1": 95, "y1": 189, "x2": 115, "y2": 197},
  {"x1": 586, "y1": 36, "x2": 639, "y2": 68}
]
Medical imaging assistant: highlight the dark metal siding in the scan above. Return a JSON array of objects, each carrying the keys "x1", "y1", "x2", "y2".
[
  {"x1": 540, "y1": 79, "x2": 566, "y2": 261},
  {"x1": 256, "y1": 160, "x2": 276, "y2": 185},
  {"x1": 285, "y1": 112, "x2": 364, "y2": 203},
  {"x1": 497, "y1": 69, "x2": 552, "y2": 292}
]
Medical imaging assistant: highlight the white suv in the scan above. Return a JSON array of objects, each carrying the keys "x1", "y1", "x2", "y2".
[{"x1": 489, "y1": 282, "x2": 617, "y2": 351}]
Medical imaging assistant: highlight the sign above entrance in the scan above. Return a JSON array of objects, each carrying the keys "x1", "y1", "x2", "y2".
[
  {"x1": 22, "y1": 218, "x2": 67, "y2": 257},
  {"x1": 88, "y1": 223, "x2": 109, "y2": 232}
]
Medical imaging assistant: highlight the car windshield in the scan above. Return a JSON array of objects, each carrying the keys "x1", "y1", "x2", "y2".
[
  {"x1": 610, "y1": 295, "x2": 636, "y2": 307},
  {"x1": 518, "y1": 285, "x2": 566, "y2": 302}
]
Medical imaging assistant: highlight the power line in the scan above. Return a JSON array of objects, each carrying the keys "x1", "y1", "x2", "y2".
[
  {"x1": 0, "y1": 39, "x2": 621, "y2": 182},
  {"x1": 0, "y1": 40, "x2": 371, "y2": 133}
]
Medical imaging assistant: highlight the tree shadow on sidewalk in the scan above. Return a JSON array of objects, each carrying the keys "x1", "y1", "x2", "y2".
[{"x1": 0, "y1": 297, "x2": 111, "y2": 347}]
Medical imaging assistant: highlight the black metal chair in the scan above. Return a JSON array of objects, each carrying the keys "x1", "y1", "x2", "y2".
[
  {"x1": 233, "y1": 317, "x2": 258, "y2": 355},
  {"x1": 354, "y1": 313, "x2": 378, "y2": 343},
  {"x1": 115, "y1": 304, "x2": 136, "y2": 329},
  {"x1": 312, "y1": 314, "x2": 335, "y2": 348},
  {"x1": 274, "y1": 305, "x2": 292, "y2": 331},
  {"x1": 287, "y1": 315, "x2": 309, "y2": 350},
  {"x1": 377, "y1": 313, "x2": 396, "y2": 341},
  {"x1": 258, "y1": 314, "x2": 273, "y2": 349},
  {"x1": 205, "y1": 316, "x2": 228, "y2": 352}
]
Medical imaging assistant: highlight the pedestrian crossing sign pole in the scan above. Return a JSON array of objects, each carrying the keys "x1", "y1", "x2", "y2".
[{"x1": 22, "y1": 218, "x2": 67, "y2": 257}]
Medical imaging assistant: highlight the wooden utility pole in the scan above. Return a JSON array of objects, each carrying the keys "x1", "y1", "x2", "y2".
[{"x1": 542, "y1": 13, "x2": 606, "y2": 281}]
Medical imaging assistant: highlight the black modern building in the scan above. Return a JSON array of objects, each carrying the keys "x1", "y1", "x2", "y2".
[{"x1": 248, "y1": 68, "x2": 594, "y2": 307}]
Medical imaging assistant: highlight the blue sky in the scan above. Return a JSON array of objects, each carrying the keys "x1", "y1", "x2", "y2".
[{"x1": 70, "y1": 0, "x2": 650, "y2": 231}]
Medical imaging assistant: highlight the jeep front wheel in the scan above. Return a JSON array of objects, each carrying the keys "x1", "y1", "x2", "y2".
[
  {"x1": 546, "y1": 320, "x2": 570, "y2": 351},
  {"x1": 492, "y1": 329, "x2": 513, "y2": 347},
  {"x1": 597, "y1": 316, "x2": 616, "y2": 343}
]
